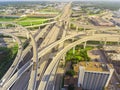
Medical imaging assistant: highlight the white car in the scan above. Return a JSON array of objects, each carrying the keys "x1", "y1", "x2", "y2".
[{"x1": 0, "y1": 79, "x2": 5, "y2": 86}]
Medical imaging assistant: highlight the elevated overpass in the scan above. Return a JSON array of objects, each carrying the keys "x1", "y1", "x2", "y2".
[
  {"x1": 0, "y1": 22, "x2": 38, "y2": 90},
  {"x1": 0, "y1": 2, "x2": 120, "y2": 90},
  {"x1": 0, "y1": 31, "x2": 23, "y2": 86},
  {"x1": 38, "y1": 34, "x2": 120, "y2": 90}
]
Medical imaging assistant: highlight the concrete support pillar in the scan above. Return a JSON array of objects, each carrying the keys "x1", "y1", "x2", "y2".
[
  {"x1": 76, "y1": 26, "x2": 78, "y2": 32},
  {"x1": 67, "y1": 22, "x2": 69, "y2": 29},
  {"x1": 58, "y1": 20, "x2": 61, "y2": 25},
  {"x1": 84, "y1": 27, "x2": 86, "y2": 32},
  {"x1": 30, "y1": 22, "x2": 32, "y2": 26},
  {"x1": 2, "y1": 23, "x2": 6, "y2": 29},
  {"x1": 117, "y1": 41, "x2": 119, "y2": 46},
  {"x1": 84, "y1": 42, "x2": 87, "y2": 49},
  {"x1": 73, "y1": 47, "x2": 75, "y2": 54},
  {"x1": 92, "y1": 31, "x2": 95, "y2": 36},
  {"x1": 69, "y1": 23, "x2": 71, "y2": 30},
  {"x1": 116, "y1": 25, "x2": 120, "y2": 34},
  {"x1": 64, "y1": 21, "x2": 66, "y2": 25},
  {"x1": 61, "y1": 54, "x2": 66, "y2": 65},
  {"x1": 16, "y1": 67, "x2": 19, "y2": 71},
  {"x1": 118, "y1": 37, "x2": 120, "y2": 46},
  {"x1": 18, "y1": 27, "x2": 21, "y2": 33},
  {"x1": 14, "y1": 25, "x2": 17, "y2": 31},
  {"x1": 13, "y1": 38, "x2": 16, "y2": 42},
  {"x1": 100, "y1": 39, "x2": 103, "y2": 45},
  {"x1": 104, "y1": 38, "x2": 107, "y2": 46},
  {"x1": 62, "y1": 55, "x2": 65, "y2": 61},
  {"x1": 39, "y1": 26, "x2": 41, "y2": 30},
  {"x1": 29, "y1": 48, "x2": 32, "y2": 52},
  {"x1": 117, "y1": 29, "x2": 120, "y2": 34},
  {"x1": 72, "y1": 38, "x2": 74, "y2": 42},
  {"x1": 63, "y1": 21, "x2": 66, "y2": 29},
  {"x1": 104, "y1": 41, "x2": 107, "y2": 46},
  {"x1": 65, "y1": 22, "x2": 68, "y2": 30},
  {"x1": 26, "y1": 32, "x2": 29, "y2": 39}
]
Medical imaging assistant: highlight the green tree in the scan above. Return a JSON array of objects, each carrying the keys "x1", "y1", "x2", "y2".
[
  {"x1": 66, "y1": 70, "x2": 75, "y2": 77},
  {"x1": 68, "y1": 84, "x2": 74, "y2": 90}
]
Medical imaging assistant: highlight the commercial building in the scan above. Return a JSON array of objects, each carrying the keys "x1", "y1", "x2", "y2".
[{"x1": 75, "y1": 62, "x2": 114, "y2": 90}]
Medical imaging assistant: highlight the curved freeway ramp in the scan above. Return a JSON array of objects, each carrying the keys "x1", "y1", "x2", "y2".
[
  {"x1": 0, "y1": 22, "x2": 38, "y2": 90},
  {"x1": 1, "y1": 61, "x2": 33, "y2": 90},
  {"x1": 38, "y1": 34, "x2": 120, "y2": 90},
  {"x1": 0, "y1": 31, "x2": 23, "y2": 86}
]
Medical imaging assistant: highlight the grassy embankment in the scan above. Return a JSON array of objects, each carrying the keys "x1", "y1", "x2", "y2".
[
  {"x1": 0, "y1": 17, "x2": 48, "y2": 27},
  {"x1": 0, "y1": 44, "x2": 18, "y2": 79},
  {"x1": 16, "y1": 17, "x2": 48, "y2": 26}
]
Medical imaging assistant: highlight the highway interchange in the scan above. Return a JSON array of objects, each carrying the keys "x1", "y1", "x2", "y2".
[{"x1": 0, "y1": 2, "x2": 120, "y2": 90}]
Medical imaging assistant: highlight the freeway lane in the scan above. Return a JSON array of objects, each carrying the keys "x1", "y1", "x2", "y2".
[
  {"x1": 34, "y1": 2, "x2": 72, "y2": 90},
  {"x1": 71, "y1": 21, "x2": 120, "y2": 32},
  {"x1": 37, "y1": 28, "x2": 120, "y2": 59},
  {"x1": 0, "y1": 31, "x2": 23, "y2": 86},
  {"x1": 0, "y1": 22, "x2": 38, "y2": 90},
  {"x1": 36, "y1": 19, "x2": 62, "y2": 89},
  {"x1": 0, "y1": 5, "x2": 66, "y2": 89},
  {"x1": 38, "y1": 32, "x2": 86, "y2": 58},
  {"x1": 1, "y1": 61, "x2": 32, "y2": 90},
  {"x1": 2, "y1": 2, "x2": 120, "y2": 90},
  {"x1": 9, "y1": 20, "x2": 57, "y2": 90}
]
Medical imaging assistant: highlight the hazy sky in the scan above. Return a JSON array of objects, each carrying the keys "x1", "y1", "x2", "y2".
[{"x1": 0, "y1": 0, "x2": 120, "y2": 1}]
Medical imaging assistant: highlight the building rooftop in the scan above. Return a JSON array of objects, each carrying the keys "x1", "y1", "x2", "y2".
[
  {"x1": 74, "y1": 62, "x2": 112, "y2": 72},
  {"x1": 103, "y1": 46, "x2": 120, "y2": 53},
  {"x1": 107, "y1": 53, "x2": 120, "y2": 61}
]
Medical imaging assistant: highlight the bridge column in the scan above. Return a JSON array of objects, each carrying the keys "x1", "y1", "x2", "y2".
[
  {"x1": 30, "y1": 22, "x2": 33, "y2": 26},
  {"x1": 100, "y1": 38, "x2": 104, "y2": 45},
  {"x1": 92, "y1": 31, "x2": 95, "y2": 36},
  {"x1": 18, "y1": 27, "x2": 21, "y2": 32},
  {"x1": 73, "y1": 47, "x2": 75, "y2": 54},
  {"x1": 104, "y1": 38, "x2": 107, "y2": 46},
  {"x1": 72, "y1": 37, "x2": 75, "y2": 42},
  {"x1": 13, "y1": 38, "x2": 16, "y2": 42},
  {"x1": 39, "y1": 26, "x2": 41, "y2": 30},
  {"x1": 68, "y1": 23, "x2": 71, "y2": 30},
  {"x1": 66, "y1": 22, "x2": 69, "y2": 30},
  {"x1": 118, "y1": 41, "x2": 119, "y2": 46},
  {"x1": 28, "y1": 47, "x2": 32, "y2": 52},
  {"x1": 117, "y1": 28, "x2": 120, "y2": 34},
  {"x1": 84, "y1": 27, "x2": 86, "y2": 32},
  {"x1": 14, "y1": 25, "x2": 17, "y2": 31},
  {"x1": 26, "y1": 32, "x2": 29, "y2": 39},
  {"x1": 116, "y1": 25, "x2": 120, "y2": 34},
  {"x1": 84, "y1": 41, "x2": 87, "y2": 49},
  {"x1": 63, "y1": 21, "x2": 66, "y2": 29},
  {"x1": 65, "y1": 21, "x2": 68, "y2": 30},
  {"x1": 61, "y1": 54, "x2": 66, "y2": 65},
  {"x1": 2, "y1": 23, "x2": 6, "y2": 29},
  {"x1": 118, "y1": 37, "x2": 120, "y2": 46},
  {"x1": 76, "y1": 26, "x2": 78, "y2": 32}
]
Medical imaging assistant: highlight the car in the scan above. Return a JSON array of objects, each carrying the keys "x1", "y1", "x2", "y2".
[
  {"x1": 0, "y1": 79, "x2": 5, "y2": 86},
  {"x1": 12, "y1": 65, "x2": 15, "y2": 68},
  {"x1": 37, "y1": 74, "x2": 40, "y2": 76},
  {"x1": 115, "y1": 82, "x2": 119, "y2": 85}
]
